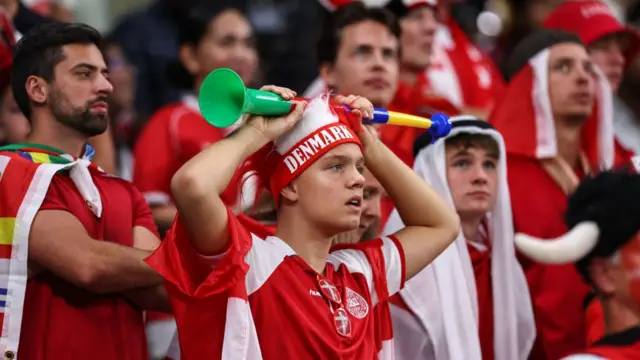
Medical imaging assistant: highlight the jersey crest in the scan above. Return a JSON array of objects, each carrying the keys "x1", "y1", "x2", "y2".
[{"x1": 346, "y1": 287, "x2": 369, "y2": 319}]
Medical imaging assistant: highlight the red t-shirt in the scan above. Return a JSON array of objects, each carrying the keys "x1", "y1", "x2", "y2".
[
  {"x1": 564, "y1": 326, "x2": 640, "y2": 360},
  {"x1": 18, "y1": 169, "x2": 158, "y2": 360},
  {"x1": 133, "y1": 96, "x2": 243, "y2": 208},
  {"x1": 146, "y1": 209, "x2": 406, "y2": 360}
]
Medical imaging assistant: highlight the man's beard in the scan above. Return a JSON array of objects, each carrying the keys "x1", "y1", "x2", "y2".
[{"x1": 50, "y1": 89, "x2": 108, "y2": 137}]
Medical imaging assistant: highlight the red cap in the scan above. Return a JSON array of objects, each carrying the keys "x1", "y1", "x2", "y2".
[{"x1": 543, "y1": 1, "x2": 640, "y2": 61}]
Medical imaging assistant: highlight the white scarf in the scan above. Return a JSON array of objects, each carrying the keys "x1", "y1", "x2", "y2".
[{"x1": 0, "y1": 152, "x2": 101, "y2": 358}]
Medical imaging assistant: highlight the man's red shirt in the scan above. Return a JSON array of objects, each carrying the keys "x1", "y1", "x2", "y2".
[{"x1": 17, "y1": 159, "x2": 158, "y2": 360}]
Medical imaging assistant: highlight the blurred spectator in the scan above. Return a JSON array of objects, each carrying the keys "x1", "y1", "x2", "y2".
[
  {"x1": 0, "y1": 7, "x2": 21, "y2": 146},
  {"x1": 315, "y1": 2, "x2": 400, "y2": 232},
  {"x1": 427, "y1": 0, "x2": 504, "y2": 119},
  {"x1": 543, "y1": 0, "x2": 639, "y2": 162},
  {"x1": 542, "y1": 1, "x2": 640, "y2": 347},
  {"x1": 307, "y1": 0, "x2": 503, "y2": 120},
  {"x1": 31, "y1": 0, "x2": 74, "y2": 23},
  {"x1": 110, "y1": 0, "x2": 202, "y2": 118},
  {"x1": 544, "y1": 1, "x2": 637, "y2": 93},
  {"x1": 316, "y1": 2, "x2": 399, "y2": 108},
  {"x1": 0, "y1": 0, "x2": 50, "y2": 36},
  {"x1": 102, "y1": 36, "x2": 140, "y2": 180},
  {"x1": 491, "y1": 29, "x2": 630, "y2": 360},
  {"x1": 0, "y1": 84, "x2": 28, "y2": 145},
  {"x1": 134, "y1": 0, "x2": 258, "y2": 231},
  {"x1": 383, "y1": 0, "x2": 460, "y2": 167},
  {"x1": 304, "y1": 0, "x2": 400, "y2": 102},
  {"x1": 132, "y1": 3, "x2": 258, "y2": 357}
]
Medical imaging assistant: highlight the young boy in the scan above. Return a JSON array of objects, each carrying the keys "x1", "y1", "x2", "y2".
[
  {"x1": 146, "y1": 90, "x2": 459, "y2": 359},
  {"x1": 385, "y1": 117, "x2": 536, "y2": 360}
]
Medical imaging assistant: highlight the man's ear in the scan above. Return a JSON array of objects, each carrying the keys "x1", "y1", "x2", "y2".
[
  {"x1": 589, "y1": 257, "x2": 618, "y2": 296},
  {"x1": 178, "y1": 43, "x2": 200, "y2": 76},
  {"x1": 25, "y1": 75, "x2": 48, "y2": 105},
  {"x1": 280, "y1": 181, "x2": 299, "y2": 203}
]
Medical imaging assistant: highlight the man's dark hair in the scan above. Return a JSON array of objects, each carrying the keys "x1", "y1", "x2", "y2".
[
  {"x1": 168, "y1": 1, "x2": 248, "y2": 90},
  {"x1": 11, "y1": 22, "x2": 103, "y2": 120},
  {"x1": 176, "y1": 1, "x2": 246, "y2": 47},
  {"x1": 445, "y1": 133, "x2": 500, "y2": 160},
  {"x1": 505, "y1": 29, "x2": 583, "y2": 81},
  {"x1": 317, "y1": 2, "x2": 401, "y2": 67}
]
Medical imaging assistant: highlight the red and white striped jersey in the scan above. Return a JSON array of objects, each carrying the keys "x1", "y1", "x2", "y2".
[{"x1": 148, "y1": 206, "x2": 406, "y2": 360}]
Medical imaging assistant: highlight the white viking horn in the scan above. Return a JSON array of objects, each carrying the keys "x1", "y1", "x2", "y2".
[{"x1": 514, "y1": 221, "x2": 600, "y2": 264}]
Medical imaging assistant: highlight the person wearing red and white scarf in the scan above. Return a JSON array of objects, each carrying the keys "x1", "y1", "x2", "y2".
[
  {"x1": 0, "y1": 22, "x2": 169, "y2": 360},
  {"x1": 542, "y1": 0, "x2": 640, "y2": 348},
  {"x1": 490, "y1": 29, "x2": 632, "y2": 360},
  {"x1": 147, "y1": 91, "x2": 460, "y2": 360},
  {"x1": 384, "y1": 117, "x2": 535, "y2": 360}
]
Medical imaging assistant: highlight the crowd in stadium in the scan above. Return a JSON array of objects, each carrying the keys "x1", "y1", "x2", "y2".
[{"x1": 0, "y1": 0, "x2": 640, "y2": 359}]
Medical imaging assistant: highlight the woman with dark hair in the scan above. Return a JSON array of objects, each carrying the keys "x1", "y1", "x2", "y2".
[
  {"x1": 132, "y1": 3, "x2": 259, "y2": 358},
  {"x1": 133, "y1": 0, "x2": 259, "y2": 231},
  {"x1": 100, "y1": 36, "x2": 142, "y2": 180}
]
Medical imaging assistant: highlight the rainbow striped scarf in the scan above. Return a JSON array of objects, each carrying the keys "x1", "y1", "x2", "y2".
[
  {"x1": 0, "y1": 143, "x2": 97, "y2": 165},
  {"x1": 0, "y1": 143, "x2": 100, "y2": 359}
]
